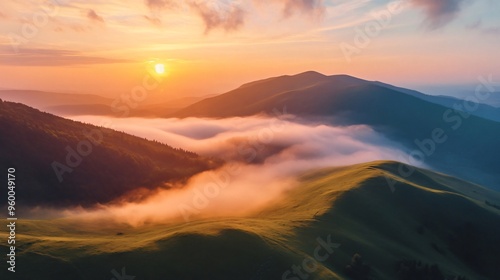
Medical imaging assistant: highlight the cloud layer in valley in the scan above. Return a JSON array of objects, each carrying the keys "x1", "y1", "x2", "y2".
[{"x1": 40, "y1": 115, "x2": 412, "y2": 225}]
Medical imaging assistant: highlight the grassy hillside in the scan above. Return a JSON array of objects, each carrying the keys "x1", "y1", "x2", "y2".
[
  {"x1": 172, "y1": 72, "x2": 500, "y2": 189},
  {"x1": 0, "y1": 99, "x2": 220, "y2": 207},
  {"x1": 2, "y1": 161, "x2": 499, "y2": 280}
]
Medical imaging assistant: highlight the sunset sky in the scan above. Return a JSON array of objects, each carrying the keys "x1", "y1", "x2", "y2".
[{"x1": 1, "y1": 0, "x2": 499, "y2": 98}]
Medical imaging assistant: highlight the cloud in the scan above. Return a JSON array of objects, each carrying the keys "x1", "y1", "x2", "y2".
[
  {"x1": 86, "y1": 9, "x2": 104, "y2": 23},
  {"x1": 143, "y1": 0, "x2": 178, "y2": 25},
  {"x1": 410, "y1": 0, "x2": 467, "y2": 29},
  {"x1": 189, "y1": 1, "x2": 246, "y2": 33},
  {"x1": 466, "y1": 20, "x2": 500, "y2": 35},
  {"x1": 55, "y1": 115, "x2": 411, "y2": 225},
  {"x1": 145, "y1": 0, "x2": 177, "y2": 10},
  {"x1": 48, "y1": 18, "x2": 91, "y2": 33},
  {"x1": 144, "y1": 15, "x2": 162, "y2": 26},
  {"x1": 143, "y1": 0, "x2": 324, "y2": 32},
  {"x1": 482, "y1": 26, "x2": 500, "y2": 35},
  {"x1": 279, "y1": 0, "x2": 326, "y2": 18},
  {"x1": 0, "y1": 47, "x2": 131, "y2": 66}
]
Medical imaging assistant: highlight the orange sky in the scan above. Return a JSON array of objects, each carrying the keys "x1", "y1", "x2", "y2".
[{"x1": 0, "y1": 0, "x2": 499, "y2": 98}]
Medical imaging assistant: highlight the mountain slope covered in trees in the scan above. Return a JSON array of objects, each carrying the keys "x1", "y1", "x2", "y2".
[{"x1": 0, "y1": 99, "x2": 220, "y2": 207}]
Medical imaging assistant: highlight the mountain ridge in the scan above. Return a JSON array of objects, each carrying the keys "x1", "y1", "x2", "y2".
[{"x1": 170, "y1": 72, "x2": 500, "y2": 190}]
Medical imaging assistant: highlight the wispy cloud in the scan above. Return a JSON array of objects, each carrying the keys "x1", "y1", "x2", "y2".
[
  {"x1": 482, "y1": 26, "x2": 500, "y2": 35},
  {"x1": 145, "y1": 0, "x2": 177, "y2": 10},
  {"x1": 86, "y1": 9, "x2": 104, "y2": 24},
  {"x1": 143, "y1": 15, "x2": 162, "y2": 26},
  {"x1": 279, "y1": 0, "x2": 326, "y2": 18},
  {"x1": 0, "y1": 47, "x2": 131, "y2": 66},
  {"x1": 142, "y1": 0, "x2": 325, "y2": 32},
  {"x1": 410, "y1": 0, "x2": 468, "y2": 29},
  {"x1": 143, "y1": 0, "x2": 178, "y2": 25},
  {"x1": 189, "y1": 1, "x2": 246, "y2": 33},
  {"x1": 466, "y1": 19, "x2": 500, "y2": 35},
  {"x1": 144, "y1": 0, "x2": 247, "y2": 32}
]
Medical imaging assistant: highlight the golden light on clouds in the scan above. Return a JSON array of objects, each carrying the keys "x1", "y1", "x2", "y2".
[{"x1": 0, "y1": 0, "x2": 498, "y2": 96}]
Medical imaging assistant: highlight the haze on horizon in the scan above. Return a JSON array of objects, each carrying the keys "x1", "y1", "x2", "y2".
[{"x1": 1, "y1": 0, "x2": 499, "y2": 98}]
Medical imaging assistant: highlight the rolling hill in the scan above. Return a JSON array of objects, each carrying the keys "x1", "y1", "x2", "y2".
[
  {"x1": 1, "y1": 161, "x2": 499, "y2": 280},
  {"x1": 172, "y1": 71, "x2": 500, "y2": 190},
  {"x1": 0, "y1": 99, "x2": 220, "y2": 207}
]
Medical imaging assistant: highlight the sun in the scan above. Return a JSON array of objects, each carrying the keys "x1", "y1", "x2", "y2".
[{"x1": 154, "y1": 63, "x2": 165, "y2": 74}]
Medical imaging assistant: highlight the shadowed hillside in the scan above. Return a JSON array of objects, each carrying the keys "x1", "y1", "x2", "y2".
[
  {"x1": 1, "y1": 161, "x2": 499, "y2": 280},
  {"x1": 0, "y1": 99, "x2": 220, "y2": 207},
  {"x1": 172, "y1": 72, "x2": 500, "y2": 189}
]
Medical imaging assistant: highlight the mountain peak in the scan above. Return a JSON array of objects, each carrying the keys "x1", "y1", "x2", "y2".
[
  {"x1": 291, "y1": 72, "x2": 370, "y2": 85},
  {"x1": 329, "y1": 73, "x2": 369, "y2": 83},
  {"x1": 292, "y1": 71, "x2": 327, "y2": 78}
]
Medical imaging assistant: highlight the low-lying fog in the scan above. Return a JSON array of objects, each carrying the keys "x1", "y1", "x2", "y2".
[{"x1": 45, "y1": 114, "x2": 413, "y2": 225}]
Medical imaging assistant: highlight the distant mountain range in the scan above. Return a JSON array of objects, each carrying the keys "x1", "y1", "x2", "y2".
[
  {"x1": 0, "y1": 90, "x2": 213, "y2": 117},
  {"x1": 2, "y1": 161, "x2": 498, "y2": 280},
  {"x1": 373, "y1": 82, "x2": 500, "y2": 122},
  {"x1": 0, "y1": 99, "x2": 220, "y2": 207},
  {"x1": 0, "y1": 90, "x2": 116, "y2": 116},
  {"x1": 447, "y1": 89, "x2": 500, "y2": 108},
  {"x1": 171, "y1": 71, "x2": 500, "y2": 189}
]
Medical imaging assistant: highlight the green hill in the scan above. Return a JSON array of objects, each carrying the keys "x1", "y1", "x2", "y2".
[
  {"x1": 2, "y1": 161, "x2": 499, "y2": 279},
  {"x1": 0, "y1": 99, "x2": 220, "y2": 207}
]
